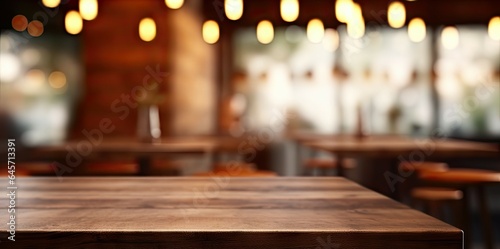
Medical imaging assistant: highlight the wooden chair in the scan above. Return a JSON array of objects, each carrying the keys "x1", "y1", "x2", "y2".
[
  {"x1": 419, "y1": 169, "x2": 500, "y2": 249},
  {"x1": 399, "y1": 161, "x2": 448, "y2": 174},
  {"x1": 194, "y1": 162, "x2": 277, "y2": 177}
]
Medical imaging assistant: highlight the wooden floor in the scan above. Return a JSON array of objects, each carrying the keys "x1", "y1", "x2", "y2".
[{"x1": 0, "y1": 177, "x2": 462, "y2": 248}]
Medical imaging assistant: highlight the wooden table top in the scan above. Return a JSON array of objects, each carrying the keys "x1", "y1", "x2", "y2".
[
  {"x1": 287, "y1": 132, "x2": 354, "y2": 143},
  {"x1": 301, "y1": 135, "x2": 500, "y2": 158},
  {"x1": 18, "y1": 136, "x2": 243, "y2": 160},
  {"x1": 0, "y1": 177, "x2": 462, "y2": 248}
]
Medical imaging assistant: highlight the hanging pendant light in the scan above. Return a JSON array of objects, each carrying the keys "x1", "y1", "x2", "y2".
[
  {"x1": 165, "y1": 0, "x2": 184, "y2": 9},
  {"x1": 488, "y1": 16, "x2": 500, "y2": 41},
  {"x1": 225, "y1": 0, "x2": 243, "y2": 21},
  {"x1": 281, "y1": 0, "x2": 299, "y2": 22},
  {"x1": 65, "y1": 11, "x2": 83, "y2": 35},
  {"x1": 79, "y1": 0, "x2": 98, "y2": 21},
  {"x1": 388, "y1": 1, "x2": 405, "y2": 28},
  {"x1": 203, "y1": 20, "x2": 220, "y2": 44},
  {"x1": 139, "y1": 18, "x2": 156, "y2": 42},
  {"x1": 257, "y1": 20, "x2": 274, "y2": 44},
  {"x1": 408, "y1": 18, "x2": 426, "y2": 42},
  {"x1": 307, "y1": 19, "x2": 324, "y2": 43},
  {"x1": 441, "y1": 26, "x2": 459, "y2": 50}
]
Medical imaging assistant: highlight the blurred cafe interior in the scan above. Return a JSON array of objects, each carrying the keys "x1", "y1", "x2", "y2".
[{"x1": 0, "y1": 0, "x2": 499, "y2": 248}]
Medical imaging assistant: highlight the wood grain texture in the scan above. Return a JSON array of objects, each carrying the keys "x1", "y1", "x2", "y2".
[{"x1": 0, "y1": 177, "x2": 462, "y2": 248}]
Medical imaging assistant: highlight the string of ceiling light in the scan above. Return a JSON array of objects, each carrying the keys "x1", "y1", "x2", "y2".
[
  {"x1": 196, "y1": 0, "x2": 500, "y2": 48},
  {"x1": 15, "y1": 0, "x2": 499, "y2": 49},
  {"x1": 196, "y1": 0, "x2": 499, "y2": 49}
]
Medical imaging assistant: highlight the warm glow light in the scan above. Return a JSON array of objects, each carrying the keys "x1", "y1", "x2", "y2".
[
  {"x1": 12, "y1": 15, "x2": 28, "y2": 32},
  {"x1": 335, "y1": 0, "x2": 353, "y2": 23},
  {"x1": 349, "y1": 3, "x2": 363, "y2": 24},
  {"x1": 256, "y1": 20, "x2": 274, "y2": 44},
  {"x1": 441, "y1": 26, "x2": 459, "y2": 50},
  {"x1": 408, "y1": 18, "x2": 426, "y2": 42},
  {"x1": 488, "y1": 16, "x2": 500, "y2": 41},
  {"x1": 48, "y1": 71, "x2": 67, "y2": 89},
  {"x1": 437, "y1": 77, "x2": 463, "y2": 99},
  {"x1": 42, "y1": 0, "x2": 61, "y2": 8},
  {"x1": 307, "y1": 19, "x2": 324, "y2": 43},
  {"x1": 27, "y1": 21, "x2": 44, "y2": 37},
  {"x1": 322, "y1": 28, "x2": 339, "y2": 52},
  {"x1": 343, "y1": 2, "x2": 363, "y2": 26},
  {"x1": 165, "y1": 0, "x2": 184, "y2": 9},
  {"x1": 388, "y1": 1, "x2": 406, "y2": 28},
  {"x1": 281, "y1": 0, "x2": 299, "y2": 22},
  {"x1": 25, "y1": 69, "x2": 46, "y2": 90},
  {"x1": 0, "y1": 54, "x2": 22, "y2": 82},
  {"x1": 79, "y1": 0, "x2": 98, "y2": 21},
  {"x1": 65, "y1": 11, "x2": 83, "y2": 35},
  {"x1": 344, "y1": 2, "x2": 364, "y2": 39},
  {"x1": 202, "y1": 20, "x2": 220, "y2": 44},
  {"x1": 347, "y1": 16, "x2": 365, "y2": 39},
  {"x1": 139, "y1": 18, "x2": 156, "y2": 42},
  {"x1": 225, "y1": 0, "x2": 243, "y2": 21}
]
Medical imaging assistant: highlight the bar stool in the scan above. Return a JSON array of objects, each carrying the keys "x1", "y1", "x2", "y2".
[
  {"x1": 399, "y1": 161, "x2": 449, "y2": 174},
  {"x1": 398, "y1": 161, "x2": 452, "y2": 203},
  {"x1": 420, "y1": 169, "x2": 500, "y2": 249},
  {"x1": 194, "y1": 162, "x2": 277, "y2": 177},
  {"x1": 398, "y1": 161, "x2": 449, "y2": 191},
  {"x1": 410, "y1": 187, "x2": 463, "y2": 219}
]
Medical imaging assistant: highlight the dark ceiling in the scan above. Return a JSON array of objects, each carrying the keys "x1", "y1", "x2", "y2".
[
  {"x1": 203, "y1": 0, "x2": 500, "y2": 28},
  {"x1": 0, "y1": 0, "x2": 77, "y2": 32},
  {"x1": 1, "y1": 0, "x2": 499, "y2": 33}
]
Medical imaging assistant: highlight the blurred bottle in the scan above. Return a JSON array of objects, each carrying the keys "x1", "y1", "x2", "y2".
[
  {"x1": 355, "y1": 104, "x2": 366, "y2": 139},
  {"x1": 137, "y1": 104, "x2": 161, "y2": 143},
  {"x1": 136, "y1": 81, "x2": 163, "y2": 143}
]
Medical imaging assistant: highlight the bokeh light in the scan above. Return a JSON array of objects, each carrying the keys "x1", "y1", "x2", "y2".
[
  {"x1": 12, "y1": 15, "x2": 28, "y2": 32},
  {"x1": 27, "y1": 20, "x2": 44, "y2": 37}
]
